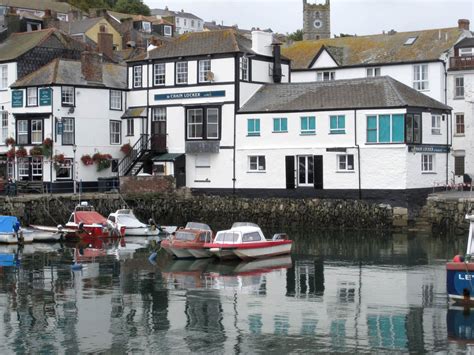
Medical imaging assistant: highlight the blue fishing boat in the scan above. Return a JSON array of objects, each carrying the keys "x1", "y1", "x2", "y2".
[
  {"x1": 447, "y1": 214, "x2": 474, "y2": 304},
  {"x1": 0, "y1": 216, "x2": 34, "y2": 244}
]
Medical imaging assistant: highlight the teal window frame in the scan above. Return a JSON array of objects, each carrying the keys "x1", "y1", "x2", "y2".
[
  {"x1": 247, "y1": 118, "x2": 260, "y2": 136},
  {"x1": 330, "y1": 115, "x2": 345, "y2": 134},
  {"x1": 273, "y1": 117, "x2": 288, "y2": 133},
  {"x1": 366, "y1": 114, "x2": 405, "y2": 143},
  {"x1": 300, "y1": 116, "x2": 316, "y2": 135}
]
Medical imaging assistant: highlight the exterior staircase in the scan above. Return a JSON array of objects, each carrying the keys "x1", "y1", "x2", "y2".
[{"x1": 117, "y1": 134, "x2": 155, "y2": 176}]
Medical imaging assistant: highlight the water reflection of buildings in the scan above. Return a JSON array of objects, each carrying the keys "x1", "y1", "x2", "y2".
[{"x1": 0, "y1": 232, "x2": 465, "y2": 353}]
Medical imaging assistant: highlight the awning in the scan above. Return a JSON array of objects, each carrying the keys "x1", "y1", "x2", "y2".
[
  {"x1": 121, "y1": 107, "x2": 147, "y2": 119},
  {"x1": 152, "y1": 153, "x2": 184, "y2": 162}
]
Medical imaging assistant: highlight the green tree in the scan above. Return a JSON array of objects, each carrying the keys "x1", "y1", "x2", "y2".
[
  {"x1": 113, "y1": 0, "x2": 151, "y2": 15},
  {"x1": 287, "y1": 29, "x2": 303, "y2": 42}
]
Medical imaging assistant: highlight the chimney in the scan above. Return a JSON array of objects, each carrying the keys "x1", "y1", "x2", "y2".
[
  {"x1": 44, "y1": 9, "x2": 52, "y2": 18},
  {"x1": 272, "y1": 42, "x2": 282, "y2": 83},
  {"x1": 458, "y1": 19, "x2": 470, "y2": 31},
  {"x1": 97, "y1": 30, "x2": 114, "y2": 59},
  {"x1": 81, "y1": 51, "x2": 103, "y2": 83},
  {"x1": 251, "y1": 30, "x2": 273, "y2": 56}
]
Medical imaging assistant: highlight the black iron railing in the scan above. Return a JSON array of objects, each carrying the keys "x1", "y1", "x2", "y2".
[{"x1": 117, "y1": 134, "x2": 152, "y2": 176}]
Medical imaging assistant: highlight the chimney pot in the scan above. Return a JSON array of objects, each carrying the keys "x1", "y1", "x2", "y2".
[
  {"x1": 458, "y1": 19, "x2": 470, "y2": 31},
  {"x1": 97, "y1": 31, "x2": 114, "y2": 59}
]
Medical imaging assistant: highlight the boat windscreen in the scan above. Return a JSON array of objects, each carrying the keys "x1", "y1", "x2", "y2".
[
  {"x1": 117, "y1": 215, "x2": 145, "y2": 228},
  {"x1": 175, "y1": 231, "x2": 196, "y2": 241},
  {"x1": 185, "y1": 222, "x2": 211, "y2": 231},
  {"x1": 231, "y1": 222, "x2": 259, "y2": 229},
  {"x1": 215, "y1": 232, "x2": 240, "y2": 243}
]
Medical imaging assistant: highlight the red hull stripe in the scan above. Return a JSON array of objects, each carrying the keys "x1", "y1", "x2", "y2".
[
  {"x1": 204, "y1": 240, "x2": 292, "y2": 249},
  {"x1": 446, "y1": 262, "x2": 474, "y2": 271}
]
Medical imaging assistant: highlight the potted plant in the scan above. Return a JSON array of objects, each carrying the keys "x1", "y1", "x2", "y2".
[
  {"x1": 81, "y1": 154, "x2": 94, "y2": 166},
  {"x1": 4, "y1": 137, "x2": 15, "y2": 146},
  {"x1": 120, "y1": 143, "x2": 132, "y2": 155},
  {"x1": 15, "y1": 146, "x2": 27, "y2": 158},
  {"x1": 30, "y1": 146, "x2": 43, "y2": 156},
  {"x1": 6, "y1": 147, "x2": 15, "y2": 161}
]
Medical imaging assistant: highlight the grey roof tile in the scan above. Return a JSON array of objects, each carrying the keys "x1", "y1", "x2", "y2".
[{"x1": 239, "y1": 76, "x2": 451, "y2": 113}]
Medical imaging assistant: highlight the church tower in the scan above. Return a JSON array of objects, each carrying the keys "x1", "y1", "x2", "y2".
[{"x1": 303, "y1": 0, "x2": 331, "y2": 41}]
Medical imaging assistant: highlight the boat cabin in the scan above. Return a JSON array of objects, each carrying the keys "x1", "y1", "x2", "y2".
[
  {"x1": 174, "y1": 222, "x2": 213, "y2": 243},
  {"x1": 214, "y1": 225, "x2": 266, "y2": 244},
  {"x1": 107, "y1": 209, "x2": 143, "y2": 227}
]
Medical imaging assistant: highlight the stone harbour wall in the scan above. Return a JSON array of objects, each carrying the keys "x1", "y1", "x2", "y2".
[{"x1": 0, "y1": 192, "x2": 398, "y2": 231}]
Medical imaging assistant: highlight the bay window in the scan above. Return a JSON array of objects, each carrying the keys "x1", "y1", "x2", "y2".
[{"x1": 186, "y1": 107, "x2": 220, "y2": 140}]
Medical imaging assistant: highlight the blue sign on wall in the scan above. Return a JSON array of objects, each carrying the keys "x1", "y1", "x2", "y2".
[
  {"x1": 408, "y1": 145, "x2": 450, "y2": 153},
  {"x1": 11, "y1": 90, "x2": 23, "y2": 108},
  {"x1": 154, "y1": 90, "x2": 225, "y2": 101},
  {"x1": 39, "y1": 88, "x2": 52, "y2": 106}
]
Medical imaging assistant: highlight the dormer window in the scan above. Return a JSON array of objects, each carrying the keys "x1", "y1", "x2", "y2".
[
  {"x1": 404, "y1": 36, "x2": 417, "y2": 45},
  {"x1": 142, "y1": 22, "x2": 151, "y2": 32}
]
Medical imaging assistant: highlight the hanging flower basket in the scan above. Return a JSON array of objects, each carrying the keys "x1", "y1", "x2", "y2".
[
  {"x1": 30, "y1": 146, "x2": 43, "y2": 156},
  {"x1": 42, "y1": 138, "x2": 53, "y2": 148},
  {"x1": 42, "y1": 138, "x2": 53, "y2": 157},
  {"x1": 6, "y1": 148, "x2": 15, "y2": 161},
  {"x1": 120, "y1": 143, "x2": 132, "y2": 155},
  {"x1": 4, "y1": 137, "x2": 15, "y2": 146},
  {"x1": 81, "y1": 154, "x2": 94, "y2": 166},
  {"x1": 53, "y1": 154, "x2": 66, "y2": 164},
  {"x1": 92, "y1": 152, "x2": 112, "y2": 172},
  {"x1": 15, "y1": 146, "x2": 27, "y2": 158}
]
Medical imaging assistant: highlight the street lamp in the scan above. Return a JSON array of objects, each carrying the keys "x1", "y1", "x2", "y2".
[{"x1": 73, "y1": 144, "x2": 77, "y2": 194}]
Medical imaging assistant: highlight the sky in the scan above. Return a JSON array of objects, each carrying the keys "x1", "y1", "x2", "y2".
[{"x1": 144, "y1": 0, "x2": 474, "y2": 36}]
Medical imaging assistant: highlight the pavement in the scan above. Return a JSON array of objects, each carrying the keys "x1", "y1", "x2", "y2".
[{"x1": 429, "y1": 190, "x2": 474, "y2": 201}]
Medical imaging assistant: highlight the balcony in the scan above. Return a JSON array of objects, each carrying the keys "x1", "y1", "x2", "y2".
[{"x1": 449, "y1": 55, "x2": 474, "y2": 70}]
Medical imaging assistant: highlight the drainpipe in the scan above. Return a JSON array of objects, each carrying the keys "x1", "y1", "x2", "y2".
[
  {"x1": 354, "y1": 109, "x2": 361, "y2": 199},
  {"x1": 49, "y1": 86, "x2": 54, "y2": 194},
  {"x1": 443, "y1": 60, "x2": 449, "y2": 186}
]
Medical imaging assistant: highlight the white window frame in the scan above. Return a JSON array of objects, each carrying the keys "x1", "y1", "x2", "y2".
[
  {"x1": 133, "y1": 66, "x2": 142, "y2": 88},
  {"x1": 316, "y1": 71, "x2": 335, "y2": 81},
  {"x1": 31, "y1": 119, "x2": 42, "y2": 144},
  {"x1": 187, "y1": 108, "x2": 203, "y2": 139},
  {"x1": 18, "y1": 158, "x2": 29, "y2": 178},
  {"x1": 337, "y1": 154, "x2": 355, "y2": 171},
  {"x1": 176, "y1": 62, "x2": 188, "y2": 84},
  {"x1": 421, "y1": 154, "x2": 435, "y2": 173},
  {"x1": 110, "y1": 120, "x2": 121, "y2": 145},
  {"x1": 153, "y1": 63, "x2": 166, "y2": 86},
  {"x1": 61, "y1": 86, "x2": 74, "y2": 106},
  {"x1": 241, "y1": 56, "x2": 249, "y2": 81},
  {"x1": 431, "y1": 114, "x2": 441, "y2": 135},
  {"x1": 1, "y1": 111, "x2": 7, "y2": 143},
  {"x1": 142, "y1": 21, "x2": 151, "y2": 32},
  {"x1": 17, "y1": 120, "x2": 28, "y2": 145},
  {"x1": 413, "y1": 64, "x2": 429, "y2": 91},
  {"x1": 298, "y1": 155, "x2": 314, "y2": 186},
  {"x1": 152, "y1": 107, "x2": 166, "y2": 121},
  {"x1": 206, "y1": 108, "x2": 219, "y2": 139},
  {"x1": 248, "y1": 156, "x2": 266, "y2": 172},
  {"x1": 110, "y1": 90, "x2": 122, "y2": 110},
  {"x1": 62, "y1": 117, "x2": 74, "y2": 145},
  {"x1": 126, "y1": 118, "x2": 134, "y2": 136},
  {"x1": 0, "y1": 65, "x2": 7, "y2": 90},
  {"x1": 366, "y1": 67, "x2": 381, "y2": 77},
  {"x1": 455, "y1": 76, "x2": 464, "y2": 98},
  {"x1": 27, "y1": 87, "x2": 38, "y2": 106},
  {"x1": 31, "y1": 157, "x2": 43, "y2": 178},
  {"x1": 455, "y1": 113, "x2": 465, "y2": 135},
  {"x1": 56, "y1": 158, "x2": 73, "y2": 180},
  {"x1": 459, "y1": 48, "x2": 474, "y2": 56},
  {"x1": 198, "y1": 59, "x2": 211, "y2": 83},
  {"x1": 164, "y1": 25, "x2": 172, "y2": 36}
]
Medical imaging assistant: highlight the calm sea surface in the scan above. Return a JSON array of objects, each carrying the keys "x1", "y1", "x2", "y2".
[{"x1": 0, "y1": 230, "x2": 472, "y2": 354}]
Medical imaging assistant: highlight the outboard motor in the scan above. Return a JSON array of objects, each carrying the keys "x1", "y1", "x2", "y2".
[{"x1": 149, "y1": 218, "x2": 158, "y2": 231}]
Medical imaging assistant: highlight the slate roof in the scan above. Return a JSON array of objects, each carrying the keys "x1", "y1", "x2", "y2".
[
  {"x1": 60, "y1": 17, "x2": 103, "y2": 34},
  {"x1": 455, "y1": 37, "x2": 474, "y2": 48},
  {"x1": 129, "y1": 29, "x2": 253, "y2": 61},
  {"x1": 283, "y1": 27, "x2": 465, "y2": 69},
  {"x1": 0, "y1": 0, "x2": 78, "y2": 13},
  {"x1": 0, "y1": 28, "x2": 85, "y2": 62},
  {"x1": 151, "y1": 8, "x2": 202, "y2": 21},
  {"x1": 239, "y1": 76, "x2": 451, "y2": 113},
  {"x1": 10, "y1": 58, "x2": 127, "y2": 89}
]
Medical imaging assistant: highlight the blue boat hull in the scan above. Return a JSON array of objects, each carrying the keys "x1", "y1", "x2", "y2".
[{"x1": 447, "y1": 264, "x2": 474, "y2": 303}]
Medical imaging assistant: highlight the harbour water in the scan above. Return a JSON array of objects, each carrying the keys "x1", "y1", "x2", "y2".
[{"x1": 0, "y1": 231, "x2": 472, "y2": 353}]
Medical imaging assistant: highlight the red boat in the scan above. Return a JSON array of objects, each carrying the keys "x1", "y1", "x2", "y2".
[{"x1": 65, "y1": 202, "x2": 119, "y2": 238}]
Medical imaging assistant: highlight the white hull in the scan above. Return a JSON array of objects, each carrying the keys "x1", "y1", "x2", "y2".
[
  {"x1": 187, "y1": 248, "x2": 213, "y2": 259},
  {"x1": 123, "y1": 227, "x2": 160, "y2": 237},
  {"x1": 0, "y1": 232, "x2": 34, "y2": 244},
  {"x1": 28, "y1": 230, "x2": 62, "y2": 242},
  {"x1": 209, "y1": 248, "x2": 238, "y2": 260},
  {"x1": 233, "y1": 243, "x2": 292, "y2": 260},
  {"x1": 449, "y1": 294, "x2": 474, "y2": 303},
  {"x1": 170, "y1": 247, "x2": 194, "y2": 258}
]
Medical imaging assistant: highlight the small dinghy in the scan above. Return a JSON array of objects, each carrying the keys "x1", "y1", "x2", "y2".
[
  {"x1": 107, "y1": 209, "x2": 176, "y2": 237},
  {"x1": 29, "y1": 225, "x2": 67, "y2": 242},
  {"x1": 161, "y1": 222, "x2": 214, "y2": 259}
]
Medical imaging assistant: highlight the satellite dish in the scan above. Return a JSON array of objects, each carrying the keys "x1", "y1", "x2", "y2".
[{"x1": 206, "y1": 71, "x2": 215, "y2": 82}]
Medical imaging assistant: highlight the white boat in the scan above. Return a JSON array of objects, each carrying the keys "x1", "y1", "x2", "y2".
[
  {"x1": 0, "y1": 216, "x2": 34, "y2": 244},
  {"x1": 204, "y1": 222, "x2": 292, "y2": 260},
  {"x1": 28, "y1": 225, "x2": 64, "y2": 242},
  {"x1": 107, "y1": 209, "x2": 176, "y2": 237}
]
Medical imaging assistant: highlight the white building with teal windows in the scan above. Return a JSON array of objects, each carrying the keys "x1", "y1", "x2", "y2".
[{"x1": 234, "y1": 77, "x2": 452, "y2": 202}]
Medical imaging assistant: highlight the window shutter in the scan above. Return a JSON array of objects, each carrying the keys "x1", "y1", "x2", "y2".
[
  {"x1": 285, "y1": 156, "x2": 295, "y2": 189},
  {"x1": 313, "y1": 155, "x2": 323, "y2": 190}
]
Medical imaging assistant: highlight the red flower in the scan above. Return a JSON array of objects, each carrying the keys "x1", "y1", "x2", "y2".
[{"x1": 15, "y1": 147, "x2": 27, "y2": 158}]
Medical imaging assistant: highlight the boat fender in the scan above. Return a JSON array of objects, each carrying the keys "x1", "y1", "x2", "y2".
[
  {"x1": 453, "y1": 255, "x2": 465, "y2": 263},
  {"x1": 71, "y1": 263, "x2": 83, "y2": 270},
  {"x1": 78, "y1": 222, "x2": 85, "y2": 232},
  {"x1": 148, "y1": 252, "x2": 158, "y2": 262}
]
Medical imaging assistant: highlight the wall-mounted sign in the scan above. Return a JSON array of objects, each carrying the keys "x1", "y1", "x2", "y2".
[
  {"x1": 154, "y1": 90, "x2": 225, "y2": 101},
  {"x1": 11, "y1": 90, "x2": 23, "y2": 108},
  {"x1": 39, "y1": 88, "x2": 52, "y2": 106},
  {"x1": 326, "y1": 148, "x2": 347, "y2": 152},
  {"x1": 408, "y1": 145, "x2": 450, "y2": 153}
]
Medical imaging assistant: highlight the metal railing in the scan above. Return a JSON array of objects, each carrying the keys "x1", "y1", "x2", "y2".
[
  {"x1": 450, "y1": 55, "x2": 474, "y2": 70},
  {"x1": 117, "y1": 134, "x2": 152, "y2": 176}
]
